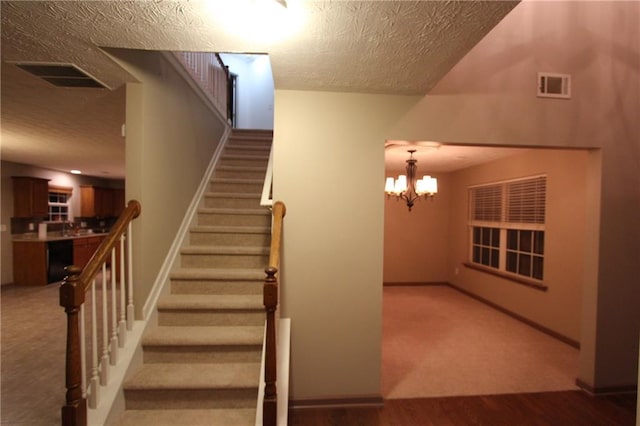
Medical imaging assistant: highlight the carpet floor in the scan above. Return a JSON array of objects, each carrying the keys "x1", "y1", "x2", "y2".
[
  {"x1": 1, "y1": 282, "x2": 65, "y2": 426},
  {"x1": 382, "y1": 285, "x2": 579, "y2": 399},
  {"x1": 1, "y1": 283, "x2": 581, "y2": 425}
]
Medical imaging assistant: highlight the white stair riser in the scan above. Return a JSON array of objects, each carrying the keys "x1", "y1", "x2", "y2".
[
  {"x1": 170, "y1": 280, "x2": 263, "y2": 295},
  {"x1": 158, "y1": 310, "x2": 264, "y2": 327},
  {"x1": 197, "y1": 213, "x2": 271, "y2": 227},
  {"x1": 142, "y1": 345, "x2": 262, "y2": 364},
  {"x1": 124, "y1": 389, "x2": 258, "y2": 410},
  {"x1": 181, "y1": 253, "x2": 269, "y2": 269},
  {"x1": 190, "y1": 231, "x2": 270, "y2": 246}
]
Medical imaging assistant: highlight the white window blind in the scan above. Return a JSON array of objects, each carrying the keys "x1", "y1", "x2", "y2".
[
  {"x1": 471, "y1": 184, "x2": 502, "y2": 222},
  {"x1": 506, "y1": 177, "x2": 546, "y2": 224}
]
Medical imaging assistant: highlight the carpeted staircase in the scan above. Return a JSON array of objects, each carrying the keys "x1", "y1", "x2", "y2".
[{"x1": 115, "y1": 129, "x2": 273, "y2": 425}]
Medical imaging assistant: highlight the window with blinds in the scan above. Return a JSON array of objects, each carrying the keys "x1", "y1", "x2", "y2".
[{"x1": 469, "y1": 176, "x2": 547, "y2": 283}]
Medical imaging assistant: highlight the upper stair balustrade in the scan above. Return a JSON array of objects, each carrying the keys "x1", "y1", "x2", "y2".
[{"x1": 172, "y1": 52, "x2": 230, "y2": 121}]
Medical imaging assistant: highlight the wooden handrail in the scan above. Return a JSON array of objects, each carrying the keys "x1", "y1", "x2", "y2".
[
  {"x1": 78, "y1": 200, "x2": 141, "y2": 294},
  {"x1": 59, "y1": 199, "x2": 141, "y2": 426},
  {"x1": 263, "y1": 200, "x2": 286, "y2": 426},
  {"x1": 214, "y1": 53, "x2": 230, "y2": 80},
  {"x1": 268, "y1": 201, "x2": 286, "y2": 268}
]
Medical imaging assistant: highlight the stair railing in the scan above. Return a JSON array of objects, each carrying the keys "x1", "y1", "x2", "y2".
[
  {"x1": 171, "y1": 51, "x2": 230, "y2": 121},
  {"x1": 260, "y1": 145, "x2": 274, "y2": 207},
  {"x1": 60, "y1": 200, "x2": 141, "y2": 426},
  {"x1": 263, "y1": 200, "x2": 286, "y2": 426}
]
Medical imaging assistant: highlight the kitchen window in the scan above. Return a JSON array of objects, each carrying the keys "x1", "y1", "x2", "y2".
[
  {"x1": 48, "y1": 186, "x2": 72, "y2": 222},
  {"x1": 468, "y1": 175, "x2": 546, "y2": 286}
]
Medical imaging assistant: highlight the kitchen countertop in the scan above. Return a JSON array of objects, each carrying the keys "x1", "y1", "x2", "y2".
[{"x1": 12, "y1": 232, "x2": 109, "y2": 242}]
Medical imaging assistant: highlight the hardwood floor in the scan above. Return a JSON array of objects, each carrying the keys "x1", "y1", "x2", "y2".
[{"x1": 288, "y1": 391, "x2": 637, "y2": 426}]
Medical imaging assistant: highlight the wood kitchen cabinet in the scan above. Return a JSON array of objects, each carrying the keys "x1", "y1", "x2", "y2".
[
  {"x1": 12, "y1": 177, "x2": 49, "y2": 218},
  {"x1": 73, "y1": 236, "x2": 104, "y2": 269},
  {"x1": 73, "y1": 235, "x2": 121, "y2": 276},
  {"x1": 81, "y1": 185, "x2": 114, "y2": 217},
  {"x1": 13, "y1": 241, "x2": 47, "y2": 286},
  {"x1": 112, "y1": 188, "x2": 125, "y2": 217}
]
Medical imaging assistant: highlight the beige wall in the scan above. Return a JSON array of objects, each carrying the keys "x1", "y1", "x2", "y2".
[
  {"x1": 390, "y1": 0, "x2": 639, "y2": 389},
  {"x1": 109, "y1": 49, "x2": 227, "y2": 317},
  {"x1": 273, "y1": 90, "x2": 419, "y2": 400},
  {"x1": 273, "y1": 1, "x2": 638, "y2": 398},
  {"x1": 448, "y1": 148, "x2": 590, "y2": 342},
  {"x1": 383, "y1": 171, "x2": 451, "y2": 283}
]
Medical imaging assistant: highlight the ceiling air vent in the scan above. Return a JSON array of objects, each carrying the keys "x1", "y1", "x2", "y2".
[
  {"x1": 537, "y1": 72, "x2": 571, "y2": 99},
  {"x1": 15, "y1": 63, "x2": 107, "y2": 88}
]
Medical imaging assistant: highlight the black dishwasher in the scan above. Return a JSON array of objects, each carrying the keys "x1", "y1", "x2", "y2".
[{"x1": 47, "y1": 240, "x2": 73, "y2": 283}]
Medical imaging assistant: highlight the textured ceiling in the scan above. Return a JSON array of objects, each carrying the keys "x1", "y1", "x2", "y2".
[
  {"x1": 0, "y1": 0, "x2": 519, "y2": 179},
  {"x1": 385, "y1": 140, "x2": 527, "y2": 173}
]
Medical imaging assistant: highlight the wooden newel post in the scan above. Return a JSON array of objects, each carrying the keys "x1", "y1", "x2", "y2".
[
  {"x1": 263, "y1": 266, "x2": 278, "y2": 426},
  {"x1": 59, "y1": 265, "x2": 87, "y2": 426}
]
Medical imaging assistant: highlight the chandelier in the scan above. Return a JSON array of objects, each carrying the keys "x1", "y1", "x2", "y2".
[{"x1": 385, "y1": 149, "x2": 438, "y2": 211}]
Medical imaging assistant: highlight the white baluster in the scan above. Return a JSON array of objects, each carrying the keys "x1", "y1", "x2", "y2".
[
  {"x1": 100, "y1": 262, "x2": 109, "y2": 386},
  {"x1": 118, "y1": 235, "x2": 126, "y2": 347},
  {"x1": 127, "y1": 223, "x2": 135, "y2": 330},
  {"x1": 80, "y1": 303, "x2": 87, "y2": 399},
  {"x1": 110, "y1": 247, "x2": 118, "y2": 365},
  {"x1": 89, "y1": 279, "x2": 99, "y2": 409}
]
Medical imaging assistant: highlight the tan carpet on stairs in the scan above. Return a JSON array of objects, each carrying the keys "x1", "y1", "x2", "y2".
[{"x1": 115, "y1": 129, "x2": 273, "y2": 426}]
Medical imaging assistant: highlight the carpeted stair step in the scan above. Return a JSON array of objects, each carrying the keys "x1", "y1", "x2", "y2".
[
  {"x1": 202, "y1": 193, "x2": 263, "y2": 209},
  {"x1": 218, "y1": 154, "x2": 269, "y2": 168},
  {"x1": 169, "y1": 268, "x2": 264, "y2": 295},
  {"x1": 214, "y1": 165, "x2": 267, "y2": 180},
  {"x1": 209, "y1": 178, "x2": 263, "y2": 194},
  {"x1": 228, "y1": 132, "x2": 272, "y2": 146},
  {"x1": 123, "y1": 362, "x2": 260, "y2": 410},
  {"x1": 115, "y1": 408, "x2": 256, "y2": 426},
  {"x1": 142, "y1": 325, "x2": 263, "y2": 363},
  {"x1": 190, "y1": 225, "x2": 270, "y2": 246},
  {"x1": 157, "y1": 294, "x2": 264, "y2": 326},
  {"x1": 197, "y1": 208, "x2": 271, "y2": 227},
  {"x1": 181, "y1": 245, "x2": 269, "y2": 268},
  {"x1": 116, "y1": 129, "x2": 272, "y2": 425},
  {"x1": 223, "y1": 145, "x2": 271, "y2": 157}
]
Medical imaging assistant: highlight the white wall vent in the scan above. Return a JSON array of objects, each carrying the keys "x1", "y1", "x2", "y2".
[{"x1": 537, "y1": 72, "x2": 571, "y2": 99}]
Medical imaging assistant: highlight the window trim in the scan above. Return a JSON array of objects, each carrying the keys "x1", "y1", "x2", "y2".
[{"x1": 463, "y1": 261, "x2": 548, "y2": 291}]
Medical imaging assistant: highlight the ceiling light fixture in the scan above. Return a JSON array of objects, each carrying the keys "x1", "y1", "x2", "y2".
[
  {"x1": 385, "y1": 150, "x2": 438, "y2": 212},
  {"x1": 70, "y1": 170, "x2": 82, "y2": 175},
  {"x1": 205, "y1": 0, "x2": 304, "y2": 43}
]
